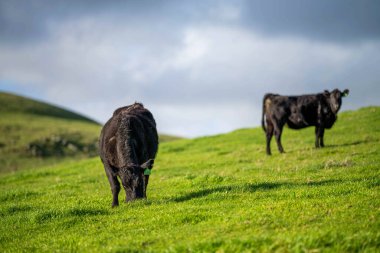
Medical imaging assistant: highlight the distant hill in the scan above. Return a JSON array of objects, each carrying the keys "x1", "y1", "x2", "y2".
[
  {"x1": 0, "y1": 92, "x2": 98, "y2": 123},
  {"x1": 0, "y1": 91, "x2": 181, "y2": 172},
  {"x1": 0, "y1": 92, "x2": 102, "y2": 172}
]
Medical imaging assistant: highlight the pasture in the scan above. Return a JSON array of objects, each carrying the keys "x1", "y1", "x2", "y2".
[{"x1": 0, "y1": 106, "x2": 379, "y2": 252}]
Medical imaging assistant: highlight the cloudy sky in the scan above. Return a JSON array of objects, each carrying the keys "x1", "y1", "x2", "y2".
[{"x1": 1, "y1": 0, "x2": 379, "y2": 137}]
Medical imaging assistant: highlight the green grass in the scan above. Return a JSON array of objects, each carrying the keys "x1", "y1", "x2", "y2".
[
  {"x1": 0, "y1": 91, "x2": 102, "y2": 172},
  {"x1": 159, "y1": 134, "x2": 184, "y2": 143},
  {"x1": 0, "y1": 106, "x2": 379, "y2": 252},
  {"x1": 0, "y1": 112, "x2": 102, "y2": 173}
]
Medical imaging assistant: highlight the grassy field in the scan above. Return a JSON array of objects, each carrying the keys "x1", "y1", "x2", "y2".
[{"x1": 0, "y1": 106, "x2": 379, "y2": 252}]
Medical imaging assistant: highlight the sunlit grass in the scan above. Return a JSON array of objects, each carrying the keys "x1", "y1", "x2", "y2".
[{"x1": 0, "y1": 106, "x2": 379, "y2": 252}]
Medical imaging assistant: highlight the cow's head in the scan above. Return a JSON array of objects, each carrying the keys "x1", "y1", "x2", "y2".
[
  {"x1": 120, "y1": 159, "x2": 154, "y2": 201},
  {"x1": 324, "y1": 89, "x2": 349, "y2": 114}
]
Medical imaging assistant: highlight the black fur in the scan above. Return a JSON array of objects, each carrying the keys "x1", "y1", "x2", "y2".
[
  {"x1": 262, "y1": 89, "x2": 349, "y2": 155},
  {"x1": 99, "y1": 103, "x2": 158, "y2": 207}
]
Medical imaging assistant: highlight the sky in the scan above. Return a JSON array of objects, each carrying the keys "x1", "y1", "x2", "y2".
[{"x1": 1, "y1": 0, "x2": 379, "y2": 137}]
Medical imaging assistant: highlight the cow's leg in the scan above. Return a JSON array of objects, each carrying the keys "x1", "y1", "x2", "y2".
[
  {"x1": 319, "y1": 127, "x2": 325, "y2": 147},
  {"x1": 144, "y1": 175, "x2": 149, "y2": 198},
  {"x1": 315, "y1": 127, "x2": 320, "y2": 148},
  {"x1": 274, "y1": 123, "x2": 285, "y2": 153},
  {"x1": 315, "y1": 127, "x2": 324, "y2": 148},
  {"x1": 265, "y1": 121, "x2": 274, "y2": 155},
  {"x1": 104, "y1": 164, "x2": 120, "y2": 207}
]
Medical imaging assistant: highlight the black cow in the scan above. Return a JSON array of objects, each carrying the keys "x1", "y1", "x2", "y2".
[
  {"x1": 99, "y1": 103, "x2": 158, "y2": 207},
  {"x1": 262, "y1": 89, "x2": 349, "y2": 155}
]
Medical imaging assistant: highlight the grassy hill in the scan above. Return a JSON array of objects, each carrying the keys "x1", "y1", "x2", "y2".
[
  {"x1": 0, "y1": 106, "x2": 379, "y2": 252},
  {"x1": 0, "y1": 92, "x2": 102, "y2": 172},
  {"x1": 0, "y1": 92, "x2": 98, "y2": 123},
  {"x1": 0, "y1": 92, "x2": 181, "y2": 172}
]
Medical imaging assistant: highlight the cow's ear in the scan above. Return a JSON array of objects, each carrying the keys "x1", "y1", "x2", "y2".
[
  {"x1": 141, "y1": 159, "x2": 154, "y2": 169},
  {"x1": 342, "y1": 89, "x2": 349, "y2": 97},
  {"x1": 323, "y1": 90, "x2": 330, "y2": 96}
]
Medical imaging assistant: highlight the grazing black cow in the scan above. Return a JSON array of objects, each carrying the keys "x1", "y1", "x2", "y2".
[
  {"x1": 262, "y1": 89, "x2": 349, "y2": 155},
  {"x1": 99, "y1": 103, "x2": 158, "y2": 207}
]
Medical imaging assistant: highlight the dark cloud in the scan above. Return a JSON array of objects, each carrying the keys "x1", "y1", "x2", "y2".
[
  {"x1": 0, "y1": 0, "x2": 210, "y2": 44},
  {"x1": 242, "y1": 0, "x2": 380, "y2": 43},
  {"x1": 0, "y1": 1, "x2": 144, "y2": 43},
  {"x1": 1, "y1": 0, "x2": 380, "y2": 45}
]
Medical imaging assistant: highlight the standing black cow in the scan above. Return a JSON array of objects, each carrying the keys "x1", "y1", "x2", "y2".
[
  {"x1": 99, "y1": 103, "x2": 158, "y2": 207},
  {"x1": 262, "y1": 89, "x2": 349, "y2": 155}
]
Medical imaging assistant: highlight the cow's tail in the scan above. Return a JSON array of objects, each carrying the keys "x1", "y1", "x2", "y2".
[{"x1": 262, "y1": 93, "x2": 274, "y2": 132}]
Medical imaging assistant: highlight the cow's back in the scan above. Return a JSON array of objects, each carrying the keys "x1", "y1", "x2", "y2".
[
  {"x1": 99, "y1": 103, "x2": 158, "y2": 168},
  {"x1": 122, "y1": 105, "x2": 158, "y2": 163}
]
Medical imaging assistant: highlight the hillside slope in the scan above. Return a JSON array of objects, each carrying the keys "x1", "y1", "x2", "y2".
[
  {"x1": 0, "y1": 106, "x2": 379, "y2": 252},
  {"x1": 0, "y1": 92, "x2": 98, "y2": 123},
  {"x1": 0, "y1": 92, "x2": 102, "y2": 172}
]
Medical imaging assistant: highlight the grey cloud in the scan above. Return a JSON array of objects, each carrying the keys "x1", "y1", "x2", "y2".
[
  {"x1": 0, "y1": 0, "x2": 212, "y2": 44},
  {"x1": 2, "y1": 0, "x2": 379, "y2": 45},
  {"x1": 241, "y1": 0, "x2": 380, "y2": 43},
  {"x1": 0, "y1": 1, "x2": 135, "y2": 43}
]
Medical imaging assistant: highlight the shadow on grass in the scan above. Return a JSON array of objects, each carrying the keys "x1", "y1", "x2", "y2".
[
  {"x1": 326, "y1": 139, "x2": 377, "y2": 148},
  {"x1": 34, "y1": 207, "x2": 109, "y2": 223},
  {"x1": 0, "y1": 190, "x2": 40, "y2": 202},
  {"x1": 0, "y1": 205, "x2": 33, "y2": 217},
  {"x1": 67, "y1": 207, "x2": 109, "y2": 217},
  {"x1": 170, "y1": 179, "x2": 346, "y2": 202},
  {"x1": 278, "y1": 138, "x2": 377, "y2": 155}
]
